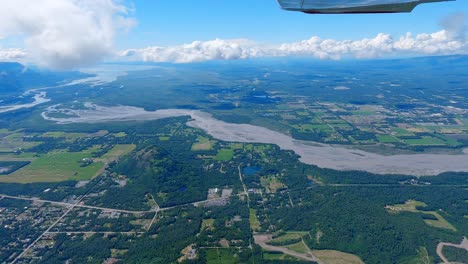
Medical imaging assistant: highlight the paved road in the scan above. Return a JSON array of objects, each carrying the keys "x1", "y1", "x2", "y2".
[
  {"x1": 238, "y1": 165, "x2": 249, "y2": 204},
  {"x1": 12, "y1": 205, "x2": 76, "y2": 263},
  {"x1": 0, "y1": 194, "x2": 153, "y2": 214},
  {"x1": 436, "y1": 237, "x2": 468, "y2": 264},
  {"x1": 47, "y1": 231, "x2": 144, "y2": 235}
]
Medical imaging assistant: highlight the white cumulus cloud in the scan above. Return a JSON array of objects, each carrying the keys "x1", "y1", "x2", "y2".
[
  {"x1": 0, "y1": 0, "x2": 135, "y2": 69},
  {"x1": 120, "y1": 39, "x2": 267, "y2": 63},
  {"x1": 0, "y1": 49, "x2": 28, "y2": 62},
  {"x1": 279, "y1": 30, "x2": 467, "y2": 59}
]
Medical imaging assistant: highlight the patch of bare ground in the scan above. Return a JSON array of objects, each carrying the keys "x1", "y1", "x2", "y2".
[
  {"x1": 254, "y1": 234, "x2": 320, "y2": 263},
  {"x1": 312, "y1": 250, "x2": 364, "y2": 264}
]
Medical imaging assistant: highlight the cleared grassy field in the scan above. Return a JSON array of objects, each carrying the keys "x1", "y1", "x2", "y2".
[
  {"x1": 312, "y1": 250, "x2": 364, "y2": 264},
  {"x1": 263, "y1": 252, "x2": 300, "y2": 261},
  {"x1": 201, "y1": 218, "x2": 215, "y2": 231},
  {"x1": 386, "y1": 200, "x2": 456, "y2": 231},
  {"x1": 42, "y1": 131, "x2": 87, "y2": 140},
  {"x1": 205, "y1": 249, "x2": 240, "y2": 264},
  {"x1": 285, "y1": 242, "x2": 308, "y2": 254},
  {"x1": 293, "y1": 124, "x2": 332, "y2": 132},
  {"x1": 397, "y1": 247, "x2": 431, "y2": 264},
  {"x1": 393, "y1": 128, "x2": 415, "y2": 136},
  {"x1": 0, "y1": 144, "x2": 135, "y2": 183},
  {"x1": 404, "y1": 137, "x2": 447, "y2": 146},
  {"x1": 377, "y1": 135, "x2": 400, "y2": 143},
  {"x1": 261, "y1": 176, "x2": 286, "y2": 193},
  {"x1": 386, "y1": 200, "x2": 425, "y2": 213},
  {"x1": 1, "y1": 151, "x2": 104, "y2": 183},
  {"x1": 0, "y1": 131, "x2": 41, "y2": 152},
  {"x1": 215, "y1": 149, "x2": 234, "y2": 161},
  {"x1": 249, "y1": 209, "x2": 261, "y2": 232},
  {"x1": 191, "y1": 136, "x2": 214, "y2": 151},
  {"x1": 352, "y1": 110, "x2": 376, "y2": 116},
  {"x1": 42, "y1": 130, "x2": 108, "y2": 140},
  {"x1": 100, "y1": 144, "x2": 136, "y2": 162},
  {"x1": 113, "y1": 132, "x2": 127, "y2": 138},
  {"x1": 270, "y1": 233, "x2": 303, "y2": 244},
  {"x1": 229, "y1": 143, "x2": 243, "y2": 150}
]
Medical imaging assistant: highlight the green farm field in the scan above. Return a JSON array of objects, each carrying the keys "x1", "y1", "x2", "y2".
[{"x1": 0, "y1": 151, "x2": 104, "y2": 183}]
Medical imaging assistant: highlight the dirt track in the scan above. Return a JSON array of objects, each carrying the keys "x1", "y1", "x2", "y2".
[
  {"x1": 436, "y1": 237, "x2": 468, "y2": 264},
  {"x1": 254, "y1": 234, "x2": 322, "y2": 263}
]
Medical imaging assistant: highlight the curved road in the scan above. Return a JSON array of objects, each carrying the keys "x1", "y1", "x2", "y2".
[{"x1": 436, "y1": 237, "x2": 468, "y2": 264}]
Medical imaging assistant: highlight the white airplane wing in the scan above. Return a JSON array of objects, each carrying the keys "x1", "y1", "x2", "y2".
[{"x1": 277, "y1": 0, "x2": 454, "y2": 14}]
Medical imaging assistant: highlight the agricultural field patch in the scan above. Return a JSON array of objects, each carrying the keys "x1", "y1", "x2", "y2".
[
  {"x1": 403, "y1": 137, "x2": 448, "y2": 146},
  {"x1": 99, "y1": 144, "x2": 136, "y2": 162},
  {"x1": 113, "y1": 132, "x2": 127, "y2": 138},
  {"x1": 215, "y1": 149, "x2": 234, "y2": 161},
  {"x1": 205, "y1": 248, "x2": 240, "y2": 264},
  {"x1": 377, "y1": 135, "x2": 400, "y2": 143},
  {"x1": 392, "y1": 128, "x2": 415, "y2": 136},
  {"x1": 0, "y1": 150, "x2": 104, "y2": 183},
  {"x1": 0, "y1": 131, "x2": 41, "y2": 152},
  {"x1": 293, "y1": 124, "x2": 332, "y2": 132},
  {"x1": 191, "y1": 136, "x2": 215, "y2": 151}
]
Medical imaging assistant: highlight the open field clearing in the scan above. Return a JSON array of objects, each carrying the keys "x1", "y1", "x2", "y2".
[
  {"x1": 386, "y1": 200, "x2": 457, "y2": 231},
  {"x1": 285, "y1": 241, "x2": 309, "y2": 254},
  {"x1": 99, "y1": 144, "x2": 136, "y2": 162},
  {"x1": 0, "y1": 152, "x2": 36, "y2": 161},
  {"x1": 261, "y1": 176, "x2": 286, "y2": 193},
  {"x1": 0, "y1": 131, "x2": 41, "y2": 152},
  {"x1": 376, "y1": 135, "x2": 400, "y2": 143},
  {"x1": 191, "y1": 136, "x2": 215, "y2": 151},
  {"x1": 215, "y1": 149, "x2": 234, "y2": 161},
  {"x1": 269, "y1": 233, "x2": 305, "y2": 245},
  {"x1": 0, "y1": 151, "x2": 104, "y2": 183},
  {"x1": 254, "y1": 234, "x2": 319, "y2": 262},
  {"x1": 312, "y1": 250, "x2": 365, "y2": 264},
  {"x1": 404, "y1": 137, "x2": 448, "y2": 146},
  {"x1": 205, "y1": 248, "x2": 240, "y2": 264},
  {"x1": 201, "y1": 219, "x2": 215, "y2": 231},
  {"x1": 249, "y1": 209, "x2": 261, "y2": 232},
  {"x1": 0, "y1": 144, "x2": 134, "y2": 183},
  {"x1": 263, "y1": 252, "x2": 301, "y2": 261},
  {"x1": 42, "y1": 130, "x2": 108, "y2": 140}
]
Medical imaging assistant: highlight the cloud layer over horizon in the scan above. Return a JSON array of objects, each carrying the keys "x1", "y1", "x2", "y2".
[{"x1": 121, "y1": 12, "x2": 467, "y2": 63}]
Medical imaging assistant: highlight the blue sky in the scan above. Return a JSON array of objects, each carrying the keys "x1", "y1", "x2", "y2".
[{"x1": 120, "y1": 0, "x2": 467, "y2": 48}]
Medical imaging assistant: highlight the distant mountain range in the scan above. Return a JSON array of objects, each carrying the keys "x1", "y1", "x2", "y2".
[{"x1": 0, "y1": 62, "x2": 88, "y2": 95}]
